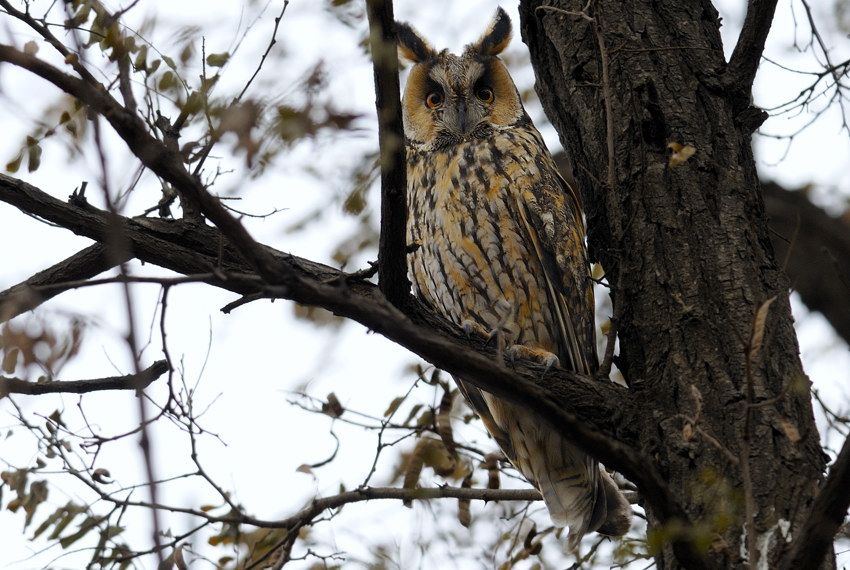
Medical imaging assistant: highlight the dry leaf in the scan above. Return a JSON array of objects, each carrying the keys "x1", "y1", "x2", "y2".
[
  {"x1": 683, "y1": 422, "x2": 694, "y2": 441},
  {"x1": 778, "y1": 418, "x2": 801, "y2": 442},
  {"x1": 667, "y1": 142, "x2": 696, "y2": 168},
  {"x1": 321, "y1": 392, "x2": 344, "y2": 418},
  {"x1": 458, "y1": 472, "x2": 472, "y2": 528},
  {"x1": 749, "y1": 297, "x2": 777, "y2": 364}
]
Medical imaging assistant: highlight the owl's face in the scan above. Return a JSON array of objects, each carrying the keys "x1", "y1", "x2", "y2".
[{"x1": 397, "y1": 8, "x2": 527, "y2": 149}]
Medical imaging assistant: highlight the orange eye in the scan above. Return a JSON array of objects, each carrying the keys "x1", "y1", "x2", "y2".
[
  {"x1": 425, "y1": 91, "x2": 444, "y2": 109},
  {"x1": 476, "y1": 86, "x2": 494, "y2": 103}
]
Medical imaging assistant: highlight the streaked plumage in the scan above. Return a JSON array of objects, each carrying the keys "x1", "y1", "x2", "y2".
[{"x1": 397, "y1": 8, "x2": 630, "y2": 548}]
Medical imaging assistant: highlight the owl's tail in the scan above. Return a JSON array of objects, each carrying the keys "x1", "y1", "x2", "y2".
[
  {"x1": 465, "y1": 388, "x2": 631, "y2": 550},
  {"x1": 513, "y1": 414, "x2": 632, "y2": 551},
  {"x1": 538, "y1": 462, "x2": 631, "y2": 551}
]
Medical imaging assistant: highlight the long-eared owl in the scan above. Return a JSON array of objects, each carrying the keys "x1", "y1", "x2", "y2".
[{"x1": 397, "y1": 8, "x2": 631, "y2": 548}]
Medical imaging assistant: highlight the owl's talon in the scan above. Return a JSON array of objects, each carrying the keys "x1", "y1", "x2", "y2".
[
  {"x1": 506, "y1": 345, "x2": 560, "y2": 373},
  {"x1": 462, "y1": 320, "x2": 474, "y2": 339},
  {"x1": 461, "y1": 319, "x2": 490, "y2": 341},
  {"x1": 484, "y1": 327, "x2": 502, "y2": 348}
]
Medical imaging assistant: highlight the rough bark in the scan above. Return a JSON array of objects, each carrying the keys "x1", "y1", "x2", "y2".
[
  {"x1": 553, "y1": 164, "x2": 850, "y2": 348},
  {"x1": 520, "y1": 1, "x2": 829, "y2": 568}
]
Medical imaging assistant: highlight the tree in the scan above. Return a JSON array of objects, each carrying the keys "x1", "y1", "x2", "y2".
[{"x1": 1, "y1": 1, "x2": 848, "y2": 569}]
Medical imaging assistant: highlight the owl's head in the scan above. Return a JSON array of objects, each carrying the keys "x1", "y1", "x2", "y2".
[{"x1": 396, "y1": 8, "x2": 527, "y2": 149}]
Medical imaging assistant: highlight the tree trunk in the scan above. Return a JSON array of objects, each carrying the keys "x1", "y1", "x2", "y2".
[{"x1": 519, "y1": 1, "x2": 829, "y2": 568}]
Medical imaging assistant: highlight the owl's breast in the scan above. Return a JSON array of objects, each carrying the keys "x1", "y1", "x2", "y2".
[{"x1": 406, "y1": 135, "x2": 558, "y2": 350}]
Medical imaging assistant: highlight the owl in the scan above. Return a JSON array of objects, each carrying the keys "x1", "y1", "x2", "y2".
[{"x1": 396, "y1": 8, "x2": 631, "y2": 549}]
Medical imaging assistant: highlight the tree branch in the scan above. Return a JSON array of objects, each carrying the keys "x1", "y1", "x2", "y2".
[
  {"x1": 0, "y1": 172, "x2": 688, "y2": 528},
  {"x1": 725, "y1": 0, "x2": 780, "y2": 92},
  {"x1": 0, "y1": 44, "x2": 282, "y2": 284},
  {"x1": 763, "y1": 181, "x2": 850, "y2": 345},
  {"x1": 779, "y1": 433, "x2": 850, "y2": 570},
  {"x1": 0, "y1": 360, "x2": 168, "y2": 396},
  {"x1": 249, "y1": 486, "x2": 544, "y2": 530},
  {"x1": 0, "y1": 244, "x2": 128, "y2": 322},
  {"x1": 366, "y1": 0, "x2": 409, "y2": 307}
]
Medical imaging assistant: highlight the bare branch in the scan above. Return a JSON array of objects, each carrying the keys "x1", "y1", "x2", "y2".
[
  {"x1": 0, "y1": 0, "x2": 100, "y2": 85},
  {"x1": 263, "y1": 486, "x2": 544, "y2": 529},
  {"x1": 725, "y1": 0, "x2": 780, "y2": 93},
  {"x1": 0, "y1": 244, "x2": 128, "y2": 322},
  {"x1": 763, "y1": 182, "x2": 850, "y2": 346},
  {"x1": 366, "y1": 0, "x2": 409, "y2": 307},
  {"x1": 0, "y1": 360, "x2": 168, "y2": 396},
  {"x1": 0, "y1": 44, "x2": 282, "y2": 283}
]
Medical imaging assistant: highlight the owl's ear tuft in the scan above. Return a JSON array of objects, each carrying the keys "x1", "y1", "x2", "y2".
[
  {"x1": 473, "y1": 7, "x2": 512, "y2": 56},
  {"x1": 395, "y1": 21, "x2": 436, "y2": 63}
]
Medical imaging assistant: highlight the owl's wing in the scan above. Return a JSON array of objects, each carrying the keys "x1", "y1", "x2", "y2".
[
  {"x1": 516, "y1": 166, "x2": 597, "y2": 375},
  {"x1": 453, "y1": 375, "x2": 514, "y2": 451},
  {"x1": 452, "y1": 164, "x2": 595, "y2": 475}
]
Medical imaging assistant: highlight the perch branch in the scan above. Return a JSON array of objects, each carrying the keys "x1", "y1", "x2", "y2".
[{"x1": 0, "y1": 173, "x2": 688, "y2": 527}]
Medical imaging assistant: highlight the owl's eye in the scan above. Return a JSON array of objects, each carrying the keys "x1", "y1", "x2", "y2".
[
  {"x1": 425, "y1": 91, "x2": 444, "y2": 109},
  {"x1": 476, "y1": 86, "x2": 495, "y2": 104}
]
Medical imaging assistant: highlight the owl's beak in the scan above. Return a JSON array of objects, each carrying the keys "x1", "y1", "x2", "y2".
[{"x1": 446, "y1": 99, "x2": 478, "y2": 137}]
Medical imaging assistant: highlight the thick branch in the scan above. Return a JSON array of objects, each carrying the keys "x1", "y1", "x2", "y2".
[
  {"x1": 0, "y1": 360, "x2": 168, "y2": 396},
  {"x1": 0, "y1": 173, "x2": 691, "y2": 528},
  {"x1": 725, "y1": 0, "x2": 780, "y2": 93},
  {"x1": 0, "y1": 244, "x2": 127, "y2": 322},
  {"x1": 366, "y1": 0, "x2": 409, "y2": 307},
  {"x1": 779, "y1": 434, "x2": 850, "y2": 570},
  {"x1": 763, "y1": 181, "x2": 850, "y2": 345}
]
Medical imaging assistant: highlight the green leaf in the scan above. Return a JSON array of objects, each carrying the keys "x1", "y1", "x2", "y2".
[
  {"x1": 206, "y1": 52, "x2": 229, "y2": 68},
  {"x1": 403, "y1": 404, "x2": 424, "y2": 426},
  {"x1": 133, "y1": 45, "x2": 148, "y2": 71},
  {"x1": 23, "y1": 480, "x2": 48, "y2": 528},
  {"x1": 182, "y1": 91, "x2": 204, "y2": 115},
  {"x1": 158, "y1": 71, "x2": 176, "y2": 91},
  {"x1": 6, "y1": 151, "x2": 23, "y2": 173},
  {"x1": 384, "y1": 396, "x2": 404, "y2": 417},
  {"x1": 59, "y1": 515, "x2": 101, "y2": 549},
  {"x1": 27, "y1": 143, "x2": 42, "y2": 172}
]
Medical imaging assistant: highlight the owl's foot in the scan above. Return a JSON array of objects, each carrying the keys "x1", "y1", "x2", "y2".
[
  {"x1": 506, "y1": 345, "x2": 560, "y2": 374},
  {"x1": 461, "y1": 319, "x2": 492, "y2": 340},
  {"x1": 461, "y1": 320, "x2": 517, "y2": 357}
]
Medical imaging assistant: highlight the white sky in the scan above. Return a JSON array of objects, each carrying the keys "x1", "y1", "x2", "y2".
[{"x1": 1, "y1": 1, "x2": 849, "y2": 568}]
